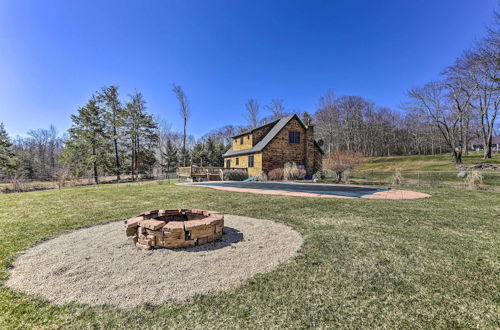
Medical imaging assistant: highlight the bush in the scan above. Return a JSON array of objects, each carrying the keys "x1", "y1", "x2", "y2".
[
  {"x1": 283, "y1": 162, "x2": 301, "y2": 181},
  {"x1": 223, "y1": 169, "x2": 248, "y2": 181},
  {"x1": 268, "y1": 168, "x2": 284, "y2": 181},
  {"x1": 312, "y1": 171, "x2": 323, "y2": 182},
  {"x1": 257, "y1": 172, "x2": 268, "y2": 181},
  {"x1": 391, "y1": 169, "x2": 402, "y2": 186},
  {"x1": 466, "y1": 170, "x2": 483, "y2": 190},
  {"x1": 324, "y1": 151, "x2": 363, "y2": 183}
]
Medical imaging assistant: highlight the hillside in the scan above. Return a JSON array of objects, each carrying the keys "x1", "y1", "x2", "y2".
[{"x1": 358, "y1": 152, "x2": 500, "y2": 171}]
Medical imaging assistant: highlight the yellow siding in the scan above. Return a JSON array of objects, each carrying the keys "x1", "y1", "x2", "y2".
[
  {"x1": 224, "y1": 153, "x2": 262, "y2": 177},
  {"x1": 233, "y1": 134, "x2": 253, "y2": 151}
]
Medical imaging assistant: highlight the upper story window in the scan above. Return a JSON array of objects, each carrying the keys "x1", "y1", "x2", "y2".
[
  {"x1": 240, "y1": 136, "x2": 244, "y2": 144},
  {"x1": 289, "y1": 131, "x2": 300, "y2": 144}
]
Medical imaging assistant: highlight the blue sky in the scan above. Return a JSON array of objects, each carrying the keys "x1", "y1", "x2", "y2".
[{"x1": 0, "y1": 0, "x2": 497, "y2": 138}]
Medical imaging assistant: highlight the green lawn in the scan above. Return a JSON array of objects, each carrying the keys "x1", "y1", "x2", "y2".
[
  {"x1": 0, "y1": 182, "x2": 499, "y2": 328},
  {"x1": 359, "y1": 151, "x2": 500, "y2": 171}
]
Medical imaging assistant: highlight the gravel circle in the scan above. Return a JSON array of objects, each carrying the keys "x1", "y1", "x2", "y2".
[{"x1": 6, "y1": 215, "x2": 303, "y2": 308}]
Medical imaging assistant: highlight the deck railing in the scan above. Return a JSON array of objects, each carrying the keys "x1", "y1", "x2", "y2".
[{"x1": 178, "y1": 166, "x2": 247, "y2": 181}]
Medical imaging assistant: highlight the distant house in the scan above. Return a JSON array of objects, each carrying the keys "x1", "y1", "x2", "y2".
[
  {"x1": 469, "y1": 136, "x2": 500, "y2": 151},
  {"x1": 222, "y1": 114, "x2": 324, "y2": 177}
]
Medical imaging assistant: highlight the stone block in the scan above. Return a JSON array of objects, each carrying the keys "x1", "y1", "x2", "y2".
[
  {"x1": 164, "y1": 221, "x2": 184, "y2": 232},
  {"x1": 184, "y1": 219, "x2": 206, "y2": 231},
  {"x1": 136, "y1": 243, "x2": 151, "y2": 250},
  {"x1": 215, "y1": 224, "x2": 224, "y2": 233},
  {"x1": 197, "y1": 237, "x2": 209, "y2": 245},
  {"x1": 140, "y1": 219, "x2": 165, "y2": 230},
  {"x1": 164, "y1": 239, "x2": 195, "y2": 248},
  {"x1": 146, "y1": 229, "x2": 164, "y2": 238},
  {"x1": 138, "y1": 235, "x2": 155, "y2": 246},
  {"x1": 124, "y1": 216, "x2": 143, "y2": 228},
  {"x1": 190, "y1": 226, "x2": 215, "y2": 238}
]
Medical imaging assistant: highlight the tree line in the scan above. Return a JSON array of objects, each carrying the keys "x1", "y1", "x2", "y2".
[
  {"x1": 0, "y1": 12, "x2": 497, "y2": 180},
  {"x1": 241, "y1": 13, "x2": 498, "y2": 164},
  {"x1": 405, "y1": 13, "x2": 499, "y2": 164},
  {"x1": 0, "y1": 85, "x2": 229, "y2": 182}
]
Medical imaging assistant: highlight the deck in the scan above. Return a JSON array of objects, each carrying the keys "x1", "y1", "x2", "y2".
[{"x1": 178, "y1": 166, "x2": 247, "y2": 181}]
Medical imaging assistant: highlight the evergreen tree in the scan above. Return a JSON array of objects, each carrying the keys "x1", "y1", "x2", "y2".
[
  {"x1": 62, "y1": 98, "x2": 109, "y2": 183},
  {"x1": 205, "y1": 137, "x2": 217, "y2": 166},
  {"x1": 0, "y1": 122, "x2": 19, "y2": 176},
  {"x1": 161, "y1": 139, "x2": 178, "y2": 176},
  {"x1": 97, "y1": 86, "x2": 126, "y2": 180},
  {"x1": 125, "y1": 92, "x2": 159, "y2": 179},
  {"x1": 190, "y1": 142, "x2": 206, "y2": 166}
]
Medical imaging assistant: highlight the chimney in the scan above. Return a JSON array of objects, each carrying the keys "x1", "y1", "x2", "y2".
[{"x1": 305, "y1": 123, "x2": 315, "y2": 176}]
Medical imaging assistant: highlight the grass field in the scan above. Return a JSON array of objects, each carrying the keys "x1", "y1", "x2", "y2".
[
  {"x1": 0, "y1": 181, "x2": 499, "y2": 328},
  {"x1": 359, "y1": 151, "x2": 500, "y2": 171}
]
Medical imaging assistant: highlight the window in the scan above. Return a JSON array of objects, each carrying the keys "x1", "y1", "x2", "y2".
[
  {"x1": 236, "y1": 158, "x2": 239, "y2": 165},
  {"x1": 248, "y1": 155, "x2": 254, "y2": 168},
  {"x1": 289, "y1": 131, "x2": 300, "y2": 144},
  {"x1": 226, "y1": 160, "x2": 231, "y2": 168},
  {"x1": 240, "y1": 136, "x2": 244, "y2": 144}
]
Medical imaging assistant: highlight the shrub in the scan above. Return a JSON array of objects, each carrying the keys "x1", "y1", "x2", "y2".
[
  {"x1": 297, "y1": 168, "x2": 306, "y2": 180},
  {"x1": 391, "y1": 169, "x2": 402, "y2": 186},
  {"x1": 343, "y1": 169, "x2": 351, "y2": 183},
  {"x1": 312, "y1": 171, "x2": 323, "y2": 182},
  {"x1": 268, "y1": 168, "x2": 284, "y2": 181},
  {"x1": 223, "y1": 169, "x2": 248, "y2": 181},
  {"x1": 466, "y1": 170, "x2": 483, "y2": 190},
  {"x1": 323, "y1": 151, "x2": 363, "y2": 183},
  {"x1": 283, "y1": 162, "x2": 301, "y2": 181},
  {"x1": 257, "y1": 172, "x2": 268, "y2": 181},
  {"x1": 53, "y1": 166, "x2": 71, "y2": 189}
]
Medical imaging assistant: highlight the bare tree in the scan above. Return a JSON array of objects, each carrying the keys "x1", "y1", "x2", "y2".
[
  {"x1": 245, "y1": 99, "x2": 260, "y2": 128},
  {"x1": 172, "y1": 84, "x2": 191, "y2": 166},
  {"x1": 407, "y1": 82, "x2": 466, "y2": 164},
  {"x1": 467, "y1": 26, "x2": 499, "y2": 159},
  {"x1": 265, "y1": 99, "x2": 285, "y2": 120}
]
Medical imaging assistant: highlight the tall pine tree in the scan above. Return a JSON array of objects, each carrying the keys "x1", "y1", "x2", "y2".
[
  {"x1": 125, "y1": 92, "x2": 158, "y2": 180},
  {"x1": 97, "y1": 86, "x2": 126, "y2": 180},
  {"x1": 0, "y1": 122, "x2": 19, "y2": 177},
  {"x1": 161, "y1": 139, "x2": 178, "y2": 176},
  {"x1": 63, "y1": 98, "x2": 109, "y2": 183}
]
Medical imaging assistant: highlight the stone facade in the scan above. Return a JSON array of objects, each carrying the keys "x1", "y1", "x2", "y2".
[
  {"x1": 124, "y1": 209, "x2": 224, "y2": 250},
  {"x1": 262, "y1": 117, "x2": 307, "y2": 173}
]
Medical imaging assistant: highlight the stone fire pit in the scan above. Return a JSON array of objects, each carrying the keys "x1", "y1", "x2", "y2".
[{"x1": 124, "y1": 209, "x2": 224, "y2": 250}]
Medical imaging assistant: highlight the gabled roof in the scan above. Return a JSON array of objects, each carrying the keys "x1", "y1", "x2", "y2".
[
  {"x1": 469, "y1": 136, "x2": 500, "y2": 145},
  {"x1": 223, "y1": 114, "x2": 324, "y2": 157},
  {"x1": 231, "y1": 119, "x2": 280, "y2": 138}
]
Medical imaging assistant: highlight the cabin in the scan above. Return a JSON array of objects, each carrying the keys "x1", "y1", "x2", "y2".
[
  {"x1": 469, "y1": 136, "x2": 500, "y2": 151},
  {"x1": 223, "y1": 114, "x2": 324, "y2": 177}
]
